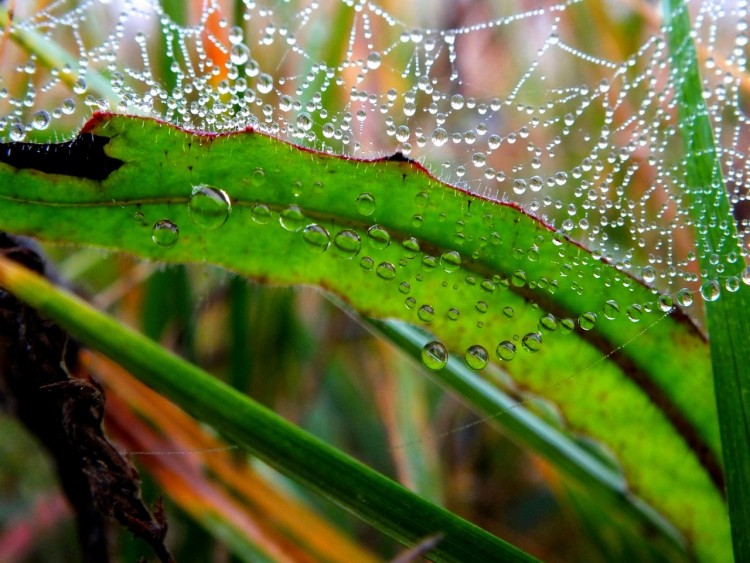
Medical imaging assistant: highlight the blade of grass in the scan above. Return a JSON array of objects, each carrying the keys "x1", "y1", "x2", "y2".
[
  {"x1": 0, "y1": 254, "x2": 536, "y2": 563},
  {"x1": 662, "y1": 1, "x2": 750, "y2": 560},
  {"x1": 367, "y1": 318, "x2": 689, "y2": 562}
]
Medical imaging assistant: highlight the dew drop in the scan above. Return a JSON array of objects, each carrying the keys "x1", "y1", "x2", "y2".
[
  {"x1": 188, "y1": 185, "x2": 231, "y2": 229},
  {"x1": 603, "y1": 300, "x2": 620, "y2": 320},
  {"x1": 376, "y1": 261, "x2": 396, "y2": 280},
  {"x1": 657, "y1": 294, "x2": 674, "y2": 312},
  {"x1": 366, "y1": 51, "x2": 382, "y2": 70},
  {"x1": 333, "y1": 230, "x2": 362, "y2": 257},
  {"x1": 251, "y1": 167, "x2": 266, "y2": 186},
  {"x1": 465, "y1": 345, "x2": 489, "y2": 370},
  {"x1": 9, "y1": 123, "x2": 25, "y2": 142},
  {"x1": 401, "y1": 237, "x2": 420, "y2": 257},
  {"x1": 496, "y1": 341, "x2": 516, "y2": 361},
  {"x1": 431, "y1": 127, "x2": 448, "y2": 147},
  {"x1": 151, "y1": 219, "x2": 179, "y2": 247},
  {"x1": 439, "y1": 251, "x2": 461, "y2": 273},
  {"x1": 355, "y1": 193, "x2": 376, "y2": 216},
  {"x1": 625, "y1": 304, "x2": 643, "y2": 322},
  {"x1": 447, "y1": 307, "x2": 460, "y2": 320},
  {"x1": 538, "y1": 314, "x2": 557, "y2": 332},
  {"x1": 360, "y1": 256, "x2": 374, "y2": 271},
  {"x1": 280, "y1": 204, "x2": 305, "y2": 231},
  {"x1": 251, "y1": 203, "x2": 271, "y2": 224},
  {"x1": 302, "y1": 224, "x2": 330, "y2": 252},
  {"x1": 522, "y1": 332, "x2": 543, "y2": 352},
  {"x1": 677, "y1": 288, "x2": 694, "y2": 307},
  {"x1": 418, "y1": 304, "x2": 435, "y2": 322},
  {"x1": 422, "y1": 341, "x2": 448, "y2": 370},
  {"x1": 579, "y1": 312, "x2": 597, "y2": 331},
  {"x1": 700, "y1": 279, "x2": 721, "y2": 302},
  {"x1": 641, "y1": 266, "x2": 656, "y2": 284},
  {"x1": 230, "y1": 44, "x2": 250, "y2": 65},
  {"x1": 256, "y1": 73, "x2": 274, "y2": 94},
  {"x1": 31, "y1": 110, "x2": 51, "y2": 130},
  {"x1": 367, "y1": 225, "x2": 391, "y2": 248}
]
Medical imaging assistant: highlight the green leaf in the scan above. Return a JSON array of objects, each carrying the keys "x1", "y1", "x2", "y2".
[
  {"x1": 662, "y1": 0, "x2": 750, "y2": 560},
  {"x1": 0, "y1": 113, "x2": 729, "y2": 560}
]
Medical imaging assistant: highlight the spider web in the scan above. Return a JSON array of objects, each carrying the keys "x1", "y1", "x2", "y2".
[{"x1": 0, "y1": 0, "x2": 748, "y2": 321}]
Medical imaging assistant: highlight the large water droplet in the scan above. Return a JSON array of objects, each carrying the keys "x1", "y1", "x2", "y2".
[
  {"x1": 355, "y1": 193, "x2": 376, "y2": 216},
  {"x1": 302, "y1": 224, "x2": 330, "y2": 252},
  {"x1": 418, "y1": 304, "x2": 435, "y2": 322},
  {"x1": 465, "y1": 345, "x2": 489, "y2": 370},
  {"x1": 376, "y1": 261, "x2": 396, "y2": 280},
  {"x1": 151, "y1": 219, "x2": 179, "y2": 247},
  {"x1": 700, "y1": 279, "x2": 721, "y2": 302},
  {"x1": 579, "y1": 312, "x2": 597, "y2": 331},
  {"x1": 422, "y1": 341, "x2": 448, "y2": 370},
  {"x1": 31, "y1": 110, "x2": 51, "y2": 130},
  {"x1": 366, "y1": 51, "x2": 382, "y2": 70},
  {"x1": 367, "y1": 225, "x2": 391, "y2": 249},
  {"x1": 251, "y1": 203, "x2": 271, "y2": 224},
  {"x1": 188, "y1": 185, "x2": 231, "y2": 229},
  {"x1": 440, "y1": 251, "x2": 461, "y2": 273},
  {"x1": 280, "y1": 205, "x2": 305, "y2": 231},
  {"x1": 522, "y1": 332, "x2": 543, "y2": 352},
  {"x1": 334, "y1": 230, "x2": 362, "y2": 257},
  {"x1": 496, "y1": 341, "x2": 516, "y2": 361}
]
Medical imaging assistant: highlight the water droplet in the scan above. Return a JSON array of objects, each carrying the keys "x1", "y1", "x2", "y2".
[
  {"x1": 296, "y1": 112, "x2": 313, "y2": 131},
  {"x1": 431, "y1": 127, "x2": 448, "y2": 147},
  {"x1": 465, "y1": 345, "x2": 489, "y2": 370},
  {"x1": 251, "y1": 167, "x2": 266, "y2": 186},
  {"x1": 398, "y1": 281, "x2": 411, "y2": 294},
  {"x1": 657, "y1": 294, "x2": 674, "y2": 312},
  {"x1": 503, "y1": 306, "x2": 514, "y2": 318},
  {"x1": 625, "y1": 304, "x2": 643, "y2": 322},
  {"x1": 475, "y1": 301, "x2": 488, "y2": 314},
  {"x1": 360, "y1": 256, "x2": 374, "y2": 271},
  {"x1": 251, "y1": 203, "x2": 271, "y2": 224},
  {"x1": 367, "y1": 225, "x2": 391, "y2": 249},
  {"x1": 440, "y1": 251, "x2": 461, "y2": 273},
  {"x1": 31, "y1": 110, "x2": 51, "y2": 130},
  {"x1": 496, "y1": 341, "x2": 516, "y2": 361},
  {"x1": 677, "y1": 288, "x2": 693, "y2": 307},
  {"x1": 256, "y1": 73, "x2": 274, "y2": 94},
  {"x1": 641, "y1": 266, "x2": 656, "y2": 284},
  {"x1": 422, "y1": 341, "x2": 448, "y2": 370},
  {"x1": 280, "y1": 205, "x2": 305, "y2": 231},
  {"x1": 73, "y1": 78, "x2": 87, "y2": 94},
  {"x1": 334, "y1": 230, "x2": 361, "y2": 257},
  {"x1": 725, "y1": 276, "x2": 740, "y2": 293},
  {"x1": 9, "y1": 123, "x2": 25, "y2": 141},
  {"x1": 355, "y1": 193, "x2": 376, "y2": 216},
  {"x1": 302, "y1": 224, "x2": 330, "y2": 252},
  {"x1": 447, "y1": 307, "x2": 460, "y2": 320},
  {"x1": 151, "y1": 219, "x2": 179, "y2": 247},
  {"x1": 522, "y1": 332, "x2": 543, "y2": 352},
  {"x1": 539, "y1": 314, "x2": 557, "y2": 332},
  {"x1": 366, "y1": 51, "x2": 381, "y2": 70},
  {"x1": 230, "y1": 44, "x2": 250, "y2": 65},
  {"x1": 418, "y1": 305, "x2": 435, "y2": 322},
  {"x1": 700, "y1": 279, "x2": 721, "y2": 302},
  {"x1": 603, "y1": 300, "x2": 620, "y2": 320},
  {"x1": 404, "y1": 296, "x2": 416, "y2": 309},
  {"x1": 579, "y1": 312, "x2": 597, "y2": 331},
  {"x1": 401, "y1": 237, "x2": 420, "y2": 257},
  {"x1": 376, "y1": 261, "x2": 396, "y2": 280},
  {"x1": 188, "y1": 185, "x2": 231, "y2": 229}
]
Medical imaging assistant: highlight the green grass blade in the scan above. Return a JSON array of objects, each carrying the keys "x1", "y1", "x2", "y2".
[
  {"x1": 368, "y1": 318, "x2": 688, "y2": 561},
  {"x1": 0, "y1": 254, "x2": 535, "y2": 563},
  {"x1": 0, "y1": 112, "x2": 730, "y2": 560},
  {"x1": 662, "y1": 1, "x2": 750, "y2": 559}
]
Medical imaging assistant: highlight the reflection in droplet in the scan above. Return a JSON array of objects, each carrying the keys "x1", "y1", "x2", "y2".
[
  {"x1": 496, "y1": 341, "x2": 516, "y2": 361},
  {"x1": 355, "y1": 192, "x2": 376, "y2": 216},
  {"x1": 302, "y1": 224, "x2": 330, "y2": 252},
  {"x1": 465, "y1": 345, "x2": 489, "y2": 370},
  {"x1": 188, "y1": 184, "x2": 231, "y2": 229},
  {"x1": 333, "y1": 230, "x2": 362, "y2": 257},
  {"x1": 151, "y1": 219, "x2": 179, "y2": 247},
  {"x1": 422, "y1": 341, "x2": 448, "y2": 370}
]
